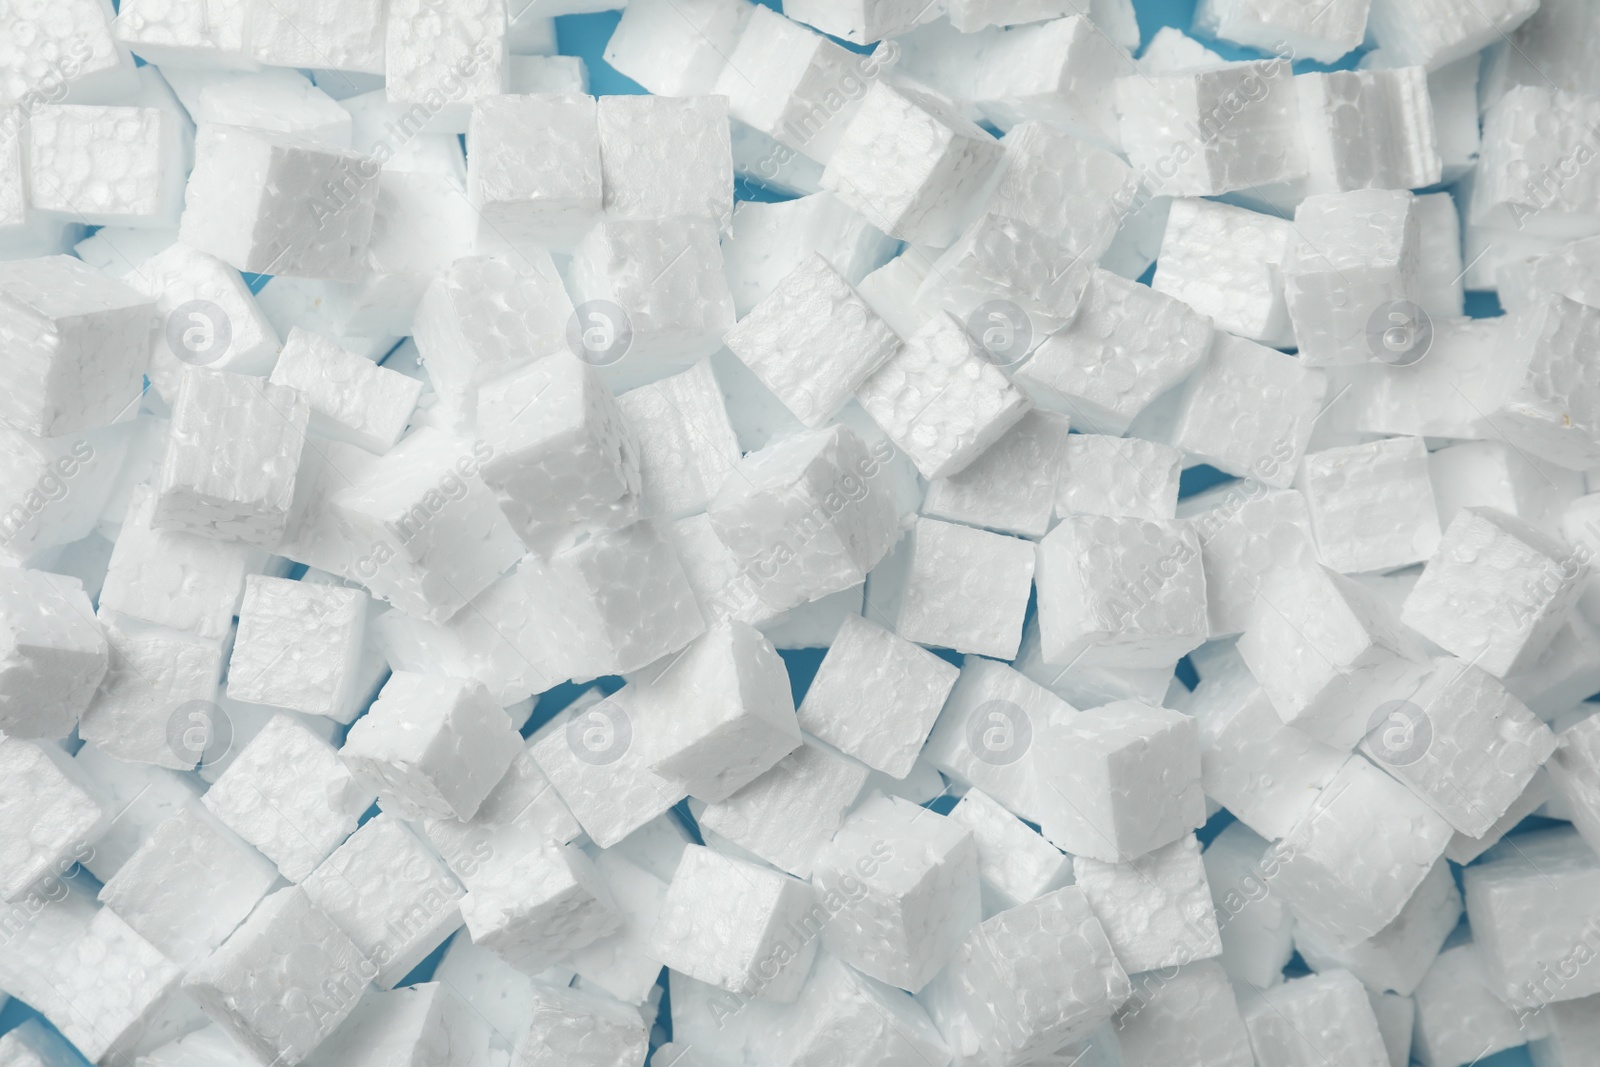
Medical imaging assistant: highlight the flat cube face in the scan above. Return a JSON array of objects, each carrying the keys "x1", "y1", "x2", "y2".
[
  {"x1": 422, "y1": 749, "x2": 582, "y2": 889},
  {"x1": 988, "y1": 123, "x2": 1135, "y2": 259},
  {"x1": 1489, "y1": 295, "x2": 1600, "y2": 470},
  {"x1": 459, "y1": 842, "x2": 619, "y2": 972},
  {"x1": 948, "y1": 788, "x2": 1072, "y2": 909},
  {"x1": 137, "y1": 242, "x2": 282, "y2": 402},
  {"x1": 1114, "y1": 961, "x2": 1255, "y2": 1067},
  {"x1": 0, "y1": 0, "x2": 123, "y2": 108},
  {"x1": 797, "y1": 613, "x2": 960, "y2": 777},
  {"x1": 1154, "y1": 198, "x2": 1297, "y2": 344},
  {"x1": 926, "y1": 213, "x2": 1091, "y2": 340},
  {"x1": 0, "y1": 737, "x2": 104, "y2": 901},
  {"x1": 27, "y1": 105, "x2": 173, "y2": 225},
  {"x1": 116, "y1": 0, "x2": 254, "y2": 65},
  {"x1": 598, "y1": 95, "x2": 733, "y2": 224},
  {"x1": 1184, "y1": 484, "x2": 1318, "y2": 638},
  {"x1": 469, "y1": 94, "x2": 601, "y2": 245},
  {"x1": 1074, "y1": 835, "x2": 1222, "y2": 974},
  {"x1": 1171, "y1": 335, "x2": 1328, "y2": 485},
  {"x1": 384, "y1": 0, "x2": 506, "y2": 118},
  {"x1": 605, "y1": 0, "x2": 754, "y2": 97},
  {"x1": 251, "y1": 0, "x2": 386, "y2": 73},
  {"x1": 228, "y1": 577, "x2": 367, "y2": 719},
  {"x1": 518, "y1": 985, "x2": 649, "y2": 1067},
  {"x1": 0, "y1": 567, "x2": 107, "y2": 739},
  {"x1": 617, "y1": 360, "x2": 740, "y2": 520},
  {"x1": 1300, "y1": 69, "x2": 1441, "y2": 195},
  {"x1": 725, "y1": 254, "x2": 901, "y2": 428},
  {"x1": 42, "y1": 908, "x2": 184, "y2": 1062},
  {"x1": 1298, "y1": 437, "x2": 1441, "y2": 574},
  {"x1": 922, "y1": 409, "x2": 1069, "y2": 539},
  {"x1": 1019, "y1": 270, "x2": 1213, "y2": 435},
  {"x1": 1058, "y1": 435, "x2": 1182, "y2": 521},
  {"x1": 1241, "y1": 971, "x2": 1390, "y2": 1067},
  {"x1": 268, "y1": 329, "x2": 422, "y2": 454},
  {"x1": 888, "y1": 517, "x2": 1036, "y2": 659}
]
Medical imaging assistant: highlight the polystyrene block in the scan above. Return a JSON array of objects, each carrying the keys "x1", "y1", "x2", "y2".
[
  {"x1": 228, "y1": 573, "x2": 365, "y2": 716},
  {"x1": 1240, "y1": 969, "x2": 1391, "y2": 1067},
  {"x1": 1075, "y1": 833, "x2": 1222, "y2": 974},
  {"x1": 1194, "y1": 0, "x2": 1370, "y2": 62},
  {"x1": 0, "y1": 566, "x2": 106, "y2": 740},
  {"x1": 616, "y1": 361, "x2": 739, "y2": 521},
  {"x1": 383, "y1": 0, "x2": 505, "y2": 133},
  {"x1": 603, "y1": 0, "x2": 754, "y2": 97},
  {"x1": 1296, "y1": 858, "x2": 1460, "y2": 997},
  {"x1": 459, "y1": 839, "x2": 619, "y2": 974},
  {"x1": 0, "y1": 735, "x2": 106, "y2": 902},
  {"x1": 922, "y1": 409, "x2": 1071, "y2": 539},
  {"x1": 269, "y1": 328, "x2": 421, "y2": 454},
  {"x1": 598, "y1": 94, "x2": 732, "y2": 225}
]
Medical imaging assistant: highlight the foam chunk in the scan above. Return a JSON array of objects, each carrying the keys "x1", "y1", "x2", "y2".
[
  {"x1": 615, "y1": 361, "x2": 739, "y2": 521},
  {"x1": 0, "y1": 735, "x2": 106, "y2": 902},
  {"x1": 1203, "y1": 822, "x2": 1295, "y2": 990},
  {"x1": 598, "y1": 94, "x2": 731, "y2": 226},
  {"x1": 649, "y1": 843, "x2": 818, "y2": 1001},
  {"x1": 1368, "y1": 0, "x2": 1539, "y2": 70},
  {"x1": 1181, "y1": 483, "x2": 1319, "y2": 639},
  {"x1": 114, "y1": 0, "x2": 256, "y2": 69},
  {"x1": 1016, "y1": 269, "x2": 1213, "y2": 436},
  {"x1": 565, "y1": 850, "x2": 670, "y2": 1005},
  {"x1": 1295, "y1": 68, "x2": 1442, "y2": 197},
  {"x1": 228, "y1": 572, "x2": 365, "y2": 715},
  {"x1": 1298, "y1": 436, "x2": 1443, "y2": 574},
  {"x1": 603, "y1": 0, "x2": 754, "y2": 96},
  {"x1": 721, "y1": 193, "x2": 894, "y2": 318},
  {"x1": 984, "y1": 122, "x2": 1135, "y2": 261},
  {"x1": 162, "y1": 68, "x2": 349, "y2": 147},
  {"x1": 304, "y1": 982, "x2": 491, "y2": 1067},
  {"x1": 1482, "y1": 295, "x2": 1600, "y2": 471},
  {"x1": 922, "y1": 410, "x2": 1070, "y2": 539},
  {"x1": 382, "y1": 0, "x2": 505, "y2": 132},
  {"x1": 202, "y1": 713, "x2": 375, "y2": 881},
  {"x1": 869, "y1": 516, "x2": 1035, "y2": 658},
  {"x1": 514, "y1": 983, "x2": 649, "y2": 1067},
  {"x1": 1194, "y1": 0, "x2": 1370, "y2": 62},
  {"x1": 250, "y1": 0, "x2": 385, "y2": 73},
  {"x1": 781, "y1": 952, "x2": 952, "y2": 1065},
  {"x1": 1153, "y1": 198, "x2": 1297, "y2": 346},
  {"x1": 80, "y1": 610, "x2": 224, "y2": 767},
  {"x1": 1057, "y1": 435, "x2": 1181, "y2": 522},
  {"x1": 0, "y1": 254, "x2": 153, "y2": 436},
  {"x1": 459, "y1": 840, "x2": 619, "y2": 973},
  {"x1": 1075, "y1": 833, "x2": 1222, "y2": 974},
  {"x1": 1411, "y1": 942, "x2": 1530, "y2": 1067},
  {"x1": 1113, "y1": 960, "x2": 1255, "y2": 1067},
  {"x1": 27, "y1": 103, "x2": 184, "y2": 228},
  {"x1": 0, "y1": 566, "x2": 106, "y2": 739},
  {"x1": 1296, "y1": 858, "x2": 1460, "y2": 997},
  {"x1": 1033, "y1": 699, "x2": 1205, "y2": 862},
  {"x1": 947, "y1": 787, "x2": 1071, "y2": 913},
  {"x1": 268, "y1": 329, "x2": 422, "y2": 454},
  {"x1": 1240, "y1": 969, "x2": 1391, "y2": 1067}
]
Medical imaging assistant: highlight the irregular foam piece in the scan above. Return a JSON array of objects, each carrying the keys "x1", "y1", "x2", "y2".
[
  {"x1": 202, "y1": 713, "x2": 375, "y2": 881},
  {"x1": 514, "y1": 983, "x2": 649, "y2": 1067},
  {"x1": 1238, "y1": 564, "x2": 1430, "y2": 749},
  {"x1": 0, "y1": 735, "x2": 106, "y2": 902},
  {"x1": 338, "y1": 672, "x2": 519, "y2": 822},
  {"x1": 1033, "y1": 699, "x2": 1205, "y2": 863},
  {"x1": 1181, "y1": 482, "x2": 1319, "y2": 639},
  {"x1": 1189, "y1": 650, "x2": 1346, "y2": 839},
  {"x1": 81, "y1": 609, "x2": 224, "y2": 767},
  {"x1": 1464, "y1": 826, "x2": 1600, "y2": 1011},
  {"x1": 268, "y1": 329, "x2": 422, "y2": 454},
  {"x1": 1295, "y1": 858, "x2": 1460, "y2": 997},
  {"x1": 1410, "y1": 942, "x2": 1530, "y2": 1067},
  {"x1": 1472, "y1": 88, "x2": 1600, "y2": 238},
  {"x1": 72, "y1": 739, "x2": 201, "y2": 882},
  {"x1": 568, "y1": 217, "x2": 737, "y2": 389},
  {"x1": 328, "y1": 427, "x2": 525, "y2": 623},
  {"x1": 945, "y1": 886, "x2": 1131, "y2": 1064},
  {"x1": 475, "y1": 351, "x2": 642, "y2": 551},
  {"x1": 724, "y1": 254, "x2": 901, "y2": 429},
  {"x1": 855, "y1": 311, "x2": 1031, "y2": 480},
  {"x1": 1113, "y1": 960, "x2": 1255, "y2": 1067},
  {"x1": 1282, "y1": 189, "x2": 1421, "y2": 366},
  {"x1": 1240, "y1": 969, "x2": 1392, "y2": 1067},
  {"x1": 634, "y1": 620, "x2": 800, "y2": 802},
  {"x1": 250, "y1": 0, "x2": 386, "y2": 74},
  {"x1": 1056, "y1": 434, "x2": 1181, "y2": 521},
  {"x1": 565, "y1": 850, "x2": 669, "y2": 1004},
  {"x1": 706, "y1": 424, "x2": 901, "y2": 613},
  {"x1": 661, "y1": 513, "x2": 783, "y2": 633},
  {"x1": 227, "y1": 577, "x2": 365, "y2": 718},
  {"x1": 1116, "y1": 60, "x2": 1303, "y2": 197},
  {"x1": 1193, "y1": 0, "x2": 1370, "y2": 62},
  {"x1": 113, "y1": 0, "x2": 256, "y2": 69},
  {"x1": 720, "y1": 192, "x2": 895, "y2": 318},
  {"x1": 1034, "y1": 514, "x2": 1208, "y2": 669},
  {"x1": 1362, "y1": 659, "x2": 1556, "y2": 837},
  {"x1": 1075, "y1": 833, "x2": 1222, "y2": 974},
  {"x1": 303, "y1": 982, "x2": 491, "y2": 1067},
  {"x1": 984, "y1": 122, "x2": 1135, "y2": 261},
  {"x1": 921, "y1": 409, "x2": 1070, "y2": 539},
  {"x1": 467, "y1": 93, "x2": 600, "y2": 251},
  {"x1": 179, "y1": 124, "x2": 378, "y2": 282},
  {"x1": 1297, "y1": 436, "x2": 1443, "y2": 574},
  {"x1": 162, "y1": 68, "x2": 350, "y2": 147},
  {"x1": 616, "y1": 361, "x2": 739, "y2": 521},
  {"x1": 1482, "y1": 295, "x2": 1600, "y2": 471},
  {"x1": 597, "y1": 94, "x2": 732, "y2": 225},
  {"x1": 421, "y1": 746, "x2": 581, "y2": 889},
  {"x1": 1271, "y1": 756, "x2": 1453, "y2": 947},
  {"x1": 648, "y1": 843, "x2": 818, "y2": 1001},
  {"x1": 1203, "y1": 823, "x2": 1296, "y2": 990},
  {"x1": 812, "y1": 795, "x2": 980, "y2": 993},
  {"x1": 966, "y1": 17, "x2": 1126, "y2": 149},
  {"x1": 0, "y1": 566, "x2": 106, "y2": 740},
  {"x1": 1152, "y1": 198, "x2": 1297, "y2": 346},
  {"x1": 459, "y1": 839, "x2": 619, "y2": 974},
  {"x1": 1294, "y1": 68, "x2": 1442, "y2": 197},
  {"x1": 1368, "y1": 0, "x2": 1539, "y2": 70},
  {"x1": 1481, "y1": 0, "x2": 1600, "y2": 103},
  {"x1": 1016, "y1": 268, "x2": 1214, "y2": 436},
  {"x1": 382, "y1": 0, "x2": 505, "y2": 133},
  {"x1": 1498, "y1": 235, "x2": 1600, "y2": 316},
  {"x1": 796, "y1": 612, "x2": 960, "y2": 778},
  {"x1": 781, "y1": 951, "x2": 953, "y2": 1066},
  {"x1": 26, "y1": 103, "x2": 184, "y2": 228},
  {"x1": 821, "y1": 81, "x2": 1003, "y2": 248},
  {"x1": 183, "y1": 886, "x2": 371, "y2": 1066},
  {"x1": 946, "y1": 787, "x2": 1072, "y2": 913},
  {"x1": 603, "y1": 0, "x2": 754, "y2": 96},
  {"x1": 0, "y1": 254, "x2": 153, "y2": 436},
  {"x1": 97, "y1": 801, "x2": 277, "y2": 967},
  {"x1": 1401, "y1": 507, "x2": 1587, "y2": 678},
  {"x1": 301, "y1": 813, "x2": 464, "y2": 990}
]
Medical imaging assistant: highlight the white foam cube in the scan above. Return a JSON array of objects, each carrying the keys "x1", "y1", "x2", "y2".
[
  {"x1": 0, "y1": 0, "x2": 129, "y2": 106},
  {"x1": 0, "y1": 735, "x2": 107, "y2": 902},
  {"x1": 1411, "y1": 942, "x2": 1531, "y2": 1067},
  {"x1": 226, "y1": 575, "x2": 366, "y2": 720},
  {"x1": 1483, "y1": 295, "x2": 1600, "y2": 471},
  {"x1": 812, "y1": 795, "x2": 980, "y2": 993},
  {"x1": 269, "y1": 329, "x2": 422, "y2": 454},
  {"x1": 1018, "y1": 269, "x2": 1214, "y2": 436},
  {"x1": 797, "y1": 612, "x2": 960, "y2": 778},
  {"x1": 720, "y1": 192, "x2": 895, "y2": 318},
  {"x1": 922, "y1": 409, "x2": 1071, "y2": 539},
  {"x1": 781, "y1": 952, "x2": 952, "y2": 1066},
  {"x1": 1194, "y1": 0, "x2": 1370, "y2": 62},
  {"x1": 566, "y1": 850, "x2": 669, "y2": 1005},
  {"x1": 921, "y1": 211, "x2": 1093, "y2": 346},
  {"x1": 26, "y1": 103, "x2": 184, "y2": 228},
  {"x1": 598, "y1": 94, "x2": 732, "y2": 225},
  {"x1": 80, "y1": 609, "x2": 225, "y2": 767},
  {"x1": 1153, "y1": 198, "x2": 1298, "y2": 346},
  {"x1": 1075, "y1": 832, "x2": 1222, "y2": 975},
  {"x1": 250, "y1": 0, "x2": 385, "y2": 74},
  {"x1": 1113, "y1": 960, "x2": 1256, "y2": 1067},
  {"x1": 603, "y1": 0, "x2": 754, "y2": 97},
  {"x1": 421, "y1": 746, "x2": 581, "y2": 890},
  {"x1": 1295, "y1": 858, "x2": 1460, "y2": 997},
  {"x1": 1295, "y1": 67, "x2": 1442, "y2": 197},
  {"x1": 514, "y1": 983, "x2": 649, "y2": 1067},
  {"x1": 870, "y1": 516, "x2": 1036, "y2": 658},
  {"x1": 1368, "y1": 0, "x2": 1539, "y2": 70},
  {"x1": 649, "y1": 843, "x2": 818, "y2": 1001},
  {"x1": 1033, "y1": 699, "x2": 1206, "y2": 863},
  {"x1": 967, "y1": 16, "x2": 1126, "y2": 148},
  {"x1": 303, "y1": 982, "x2": 491, "y2": 1067},
  {"x1": 1181, "y1": 482, "x2": 1319, "y2": 639},
  {"x1": 0, "y1": 566, "x2": 106, "y2": 740},
  {"x1": 1203, "y1": 822, "x2": 1296, "y2": 990},
  {"x1": 383, "y1": 0, "x2": 506, "y2": 132},
  {"x1": 615, "y1": 360, "x2": 739, "y2": 521},
  {"x1": 1297, "y1": 436, "x2": 1443, "y2": 574},
  {"x1": 202, "y1": 713, "x2": 375, "y2": 881},
  {"x1": 1240, "y1": 970, "x2": 1391, "y2": 1067},
  {"x1": 985, "y1": 121, "x2": 1136, "y2": 261},
  {"x1": 1057, "y1": 435, "x2": 1181, "y2": 522},
  {"x1": 459, "y1": 839, "x2": 620, "y2": 973}
]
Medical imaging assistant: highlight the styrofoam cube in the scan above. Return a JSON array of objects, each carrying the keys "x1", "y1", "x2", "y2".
[
  {"x1": 922, "y1": 409, "x2": 1071, "y2": 539},
  {"x1": 811, "y1": 795, "x2": 980, "y2": 993},
  {"x1": 1057, "y1": 434, "x2": 1181, "y2": 522},
  {"x1": 465, "y1": 92, "x2": 598, "y2": 249},
  {"x1": 780, "y1": 952, "x2": 952, "y2": 1066},
  {"x1": 202, "y1": 713, "x2": 375, "y2": 881},
  {"x1": 1116, "y1": 60, "x2": 1303, "y2": 196},
  {"x1": 984, "y1": 121, "x2": 1136, "y2": 261},
  {"x1": 97, "y1": 801, "x2": 277, "y2": 966},
  {"x1": 613, "y1": 360, "x2": 739, "y2": 522},
  {"x1": 459, "y1": 839, "x2": 620, "y2": 973},
  {"x1": 706, "y1": 425, "x2": 901, "y2": 613},
  {"x1": 26, "y1": 103, "x2": 184, "y2": 228},
  {"x1": 1181, "y1": 483, "x2": 1319, "y2": 639},
  {"x1": 1240, "y1": 969, "x2": 1391, "y2": 1067},
  {"x1": 0, "y1": 566, "x2": 106, "y2": 740},
  {"x1": 250, "y1": 0, "x2": 386, "y2": 73},
  {"x1": 1431, "y1": 440, "x2": 1580, "y2": 537},
  {"x1": 72, "y1": 740, "x2": 202, "y2": 884},
  {"x1": 161, "y1": 67, "x2": 350, "y2": 147},
  {"x1": 1529, "y1": 991, "x2": 1600, "y2": 1067},
  {"x1": 724, "y1": 254, "x2": 901, "y2": 430},
  {"x1": 1482, "y1": 295, "x2": 1600, "y2": 471},
  {"x1": 1075, "y1": 832, "x2": 1222, "y2": 975},
  {"x1": 383, "y1": 0, "x2": 506, "y2": 132},
  {"x1": 1295, "y1": 858, "x2": 1460, "y2": 997},
  {"x1": 1368, "y1": 0, "x2": 1539, "y2": 70},
  {"x1": 1034, "y1": 514, "x2": 1208, "y2": 669},
  {"x1": 1347, "y1": 314, "x2": 1501, "y2": 440},
  {"x1": 1410, "y1": 942, "x2": 1531, "y2": 1067},
  {"x1": 1402, "y1": 507, "x2": 1587, "y2": 678},
  {"x1": 1295, "y1": 67, "x2": 1442, "y2": 198},
  {"x1": 80, "y1": 609, "x2": 225, "y2": 767},
  {"x1": 721, "y1": 192, "x2": 894, "y2": 318},
  {"x1": 113, "y1": 0, "x2": 257, "y2": 68},
  {"x1": 268, "y1": 328, "x2": 422, "y2": 454},
  {"x1": 1194, "y1": 0, "x2": 1370, "y2": 62},
  {"x1": 921, "y1": 211, "x2": 1092, "y2": 348},
  {"x1": 1283, "y1": 189, "x2": 1421, "y2": 367},
  {"x1": 179, "y1": 124, "x2": 378, "y2": 281},
  {"x1": 301, "y1": 813, "x2": 464, "y2": 989},
  {"x1": 1238, "y1": 564, "x2": 1430, "y2": 749},
  {"x1": 0, "y1": 0, "x2": 130, "y2": 106},
  {"x1": 945, "y1": 787, "x2": 1071, "y2": 914},
  {"x1": 225, "y1": 575, "x2": 366, "y2": 721},
  {"x1": 0, "y1": 1020, "x2": 80, "y2": 1067},
  {"x1": 967, "y1": 16, "x2": 1126, "y2": 148},
  {"x1": 1297, "y1": 436, "x2": 1443, "y2": 574},
  {"x1": 598, "y1": 94, "x2": 732, "y2": 225},
  {"x1": 603, "y1": 0, "x2": 754, "y2": 97},
  {"x1": 1153, "y1": 198, "x2": 1296, "y2": 346},
  {"x1": 649, "y1": 843, "x2": 819, "y2": 1000},
  {"x1": 796, "y1": 612, "x2": 960, "y2": 778},
  {"x1": 945, "y1": 886, "x2": 1131, "y2": 1065},
  {"x1": 1203, "y1": 822, "x2": 1295, "y2": 990},
  {"x1": 0, "y1": 254, "x2": 153, "y2": 436},
  {"x1": 821, "y1": 81, "x2": 1003, "y2": 248},
  {"x1": 420, "y1": 745, "x2": 581, "y2": 891},
  {"x1": 1033, "y1": 699, "x2": 1205, "y2": 862},
  {"x1": 303, "y1": 982, "x2": 491, "y2": 1067},
  {"x1": 1017, "y1": 269, "x2": 1214, "y2": 436},
  {"x1": 0, "y1": 735, "x2": 106, "y2": 902},
  {"x1": 183, "y1": 886, "x2": 371, "y2": 1066},
  {"x1": 1113, "y1": 960, "x2": 1255, "y2": 1067},
  {"x1": 514, "y1": 983, "x2": 649, "y2": 1067}
]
